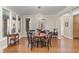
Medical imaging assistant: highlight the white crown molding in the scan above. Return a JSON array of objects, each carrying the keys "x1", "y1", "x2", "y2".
[{"x1": 57, "y1": 6, "x2": 78, "y2": 16}]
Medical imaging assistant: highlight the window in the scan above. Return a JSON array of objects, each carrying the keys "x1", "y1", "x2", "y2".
[
  {"x1": 2, "y1": 8, "x2": 9, "y2": 37},
  {"x1": 11, "y1": 13, "x2": 16, "y2": 33},
  {"x1": 18, "y1": 16, "x2": 21, "y2": 32}
]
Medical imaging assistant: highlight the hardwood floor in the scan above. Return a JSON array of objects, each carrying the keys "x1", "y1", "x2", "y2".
[{"x1": 3, "y1": 37, "x2": 79, "y2": 53}]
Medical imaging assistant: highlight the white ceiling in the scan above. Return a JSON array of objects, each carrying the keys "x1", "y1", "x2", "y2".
[{"x1": 7, "y1": 6, "x2": 67, "y2": 15}]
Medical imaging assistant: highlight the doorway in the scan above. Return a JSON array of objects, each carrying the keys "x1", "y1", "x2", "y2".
[{"x1": 25, "y1": 18, "x2": 30, "y2": 32}]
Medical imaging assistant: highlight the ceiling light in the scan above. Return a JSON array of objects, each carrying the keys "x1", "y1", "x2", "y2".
[{"x1": 38, "y1": 6, "x2": 41, "y2": 9}]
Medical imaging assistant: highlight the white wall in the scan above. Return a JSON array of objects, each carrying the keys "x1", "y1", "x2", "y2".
[
  {"x1": 43, "y1": 15, "x2": 59, "y2": 32},
  {"x1": 59, "y1": 7, "x2": 79, "y2": 40},
  {"x1": 60, "y1": 16, "x2": 64, "y2": 36},
  {"x1": 60, "y1": 15, "x2": 73, "y2": 39},
  {"x1": 0, "y1": 6, "x2": 22, "y2": 51},
  {"x1": 22, "y1": 15, "x2": 60, "y2": 37},
  {"x1": 64, "y1": 15, "x2": 73, "y2": 39},
  {"x1": 0, "y1": 7, "x2": 2, "y2": 39}
]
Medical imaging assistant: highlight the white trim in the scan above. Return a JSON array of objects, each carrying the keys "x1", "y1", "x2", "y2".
[
  {"x1": 0, "y1": 6, "x2": 23, "y2": 51},
  {"x1": 0, "y1": 7, "x2": 3, "y2": 39},
  {"x1": 71, "y1": 9, "x2": 79, "y2": 16},
  {"x1": 21, "y1": 32, "x2": 27, "y2": 37},
  {"x1": 57, "y1": 36, "x2": 61, "y2": 39},
  {"x1": 57, "y1": 6, "x2": 78, "y2": 16},
  {"x1": 0, "y1": 37, "x2": 7, "y2": 50},
  {"x1": 2, "y1": 6, "x2": 21, "y2": 16},
  {"x1": 0, "y1": 37, "x2": 7, "y2": 42},
  {"x1": 0, "y1": 35, "x2": 23, "y2": 50},
  {"x1": 63, "y1": 35, "x2": 73, "y2": 39}
]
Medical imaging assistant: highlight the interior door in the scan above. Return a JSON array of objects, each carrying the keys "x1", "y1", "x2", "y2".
[{"x1": 73, "y1": 15, "x2": 79, "y2": 39}]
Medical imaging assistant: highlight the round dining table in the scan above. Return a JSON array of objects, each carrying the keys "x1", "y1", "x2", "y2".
[{"x1": 32, "y1": 33, "x2": 48, "y2": 47}]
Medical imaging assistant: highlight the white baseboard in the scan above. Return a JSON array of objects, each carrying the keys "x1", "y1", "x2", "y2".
[
  {"x1": 0, "y1": 37, "x2": 7, "y2": 51},
  {"x1": 57, "y1": 36, "x2": 61, "y2": 39},
  {"x1": 63, "y1": 35, "x2": 73, "y2": 39},
  {"x1": 0, "y1": 35, "x2": 23, "y2": 52},
  {"x1": 20, "y1": 33, "x2": 27, "y2": 37}
]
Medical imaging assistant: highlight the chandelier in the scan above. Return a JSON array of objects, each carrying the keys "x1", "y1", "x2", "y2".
[{"x1": 36, "y1": 6, "x2": 45, "y2": 30}]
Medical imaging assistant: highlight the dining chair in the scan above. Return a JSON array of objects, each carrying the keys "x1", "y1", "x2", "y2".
[
  {"x1": 41, "y1": 32, "x2": 52, "y2": 50},
  {"x1": 40, "y1": 35, "x2": 50, "y2": 50},
  {"x1": 31, "y1": 35, "x2": 39, "y2": 50},
  {"x1": 27, "y1": 31, "x2": 32, "y2": 48},
  {"x1": 48, "y1": 32, "x2": 52, "y2": 47}
]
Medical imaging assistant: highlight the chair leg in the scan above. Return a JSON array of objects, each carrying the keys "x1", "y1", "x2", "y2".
[
  {"x1": 15, "y1": 40, "x2": 16, "y2": 45},
  {"x1": 48, "y1": 40, "x2": 49, "y2": 50},
  {"x1": 31, "y1": 40, "x2": 32, "y2": 51},
  {"x1": 7, "y1": 39, "x2": 10, "y2": 47},
  {"x1": 41, "y1": 40, "x2": 43, "y2": 48},
  {"x1": 28, "y1": 40, "x2": 29, "y2": 48},
  {"x1": 49, "y1": 39, "x2": 51, "y2": 47},
  {"x1": 10, "y1": 40, "x2": 11, "y2": 46},
  {"x1": 37, "y1": 40, "x2": 38, "y2": 48},
  {"x1": 31, "y1": 44, "x2": 32, "y2": 50}
]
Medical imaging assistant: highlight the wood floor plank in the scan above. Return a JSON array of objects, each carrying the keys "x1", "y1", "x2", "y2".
[{"x1": 3, "y1": 37, "x2": 79, "y2": 53}]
